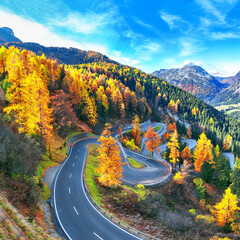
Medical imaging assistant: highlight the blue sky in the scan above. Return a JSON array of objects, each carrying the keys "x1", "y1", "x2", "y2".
[{"x1": 0, "y1": 0, "x2": 240, "y2": 76}]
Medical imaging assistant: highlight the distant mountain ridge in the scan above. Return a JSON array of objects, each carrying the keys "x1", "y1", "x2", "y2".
[
  {"x1": 0, "y1": 27, "x2": 117, "y2": 65},
  {"x1": 212, "y1": 71, "x2": 240, "y2": 105},
  {"x1": 152, "y1": 63, "x2": 227, "y2": 103},
  {"x1": 0, "y1": 27, "x2": 22, "y2": 43}
]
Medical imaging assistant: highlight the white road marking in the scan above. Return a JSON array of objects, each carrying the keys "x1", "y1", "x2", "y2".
[
  {"x1": 81, "y1": 149, "x2": 142, "y2": 240},
  {"x1": 78, "y1": 149, "x2": 80, "y2": 152},
  {"x1": 75, "y1": 155, "x2": 78, "y2": 159},
  {"x1": 72, "y1": 163, "x2": 75, "y2": 167},
  {"x1": 94, "y1": 232, "x2": 104, "y2": 240},
  {"x1": 73, "y1": 206, "x2": 79, "y2": 215},
  {"x1": 69, "y1": 187, "x2": 71, "y2": 194},
  {"x1": 69, "y1": 173, "x2": 72, "y2": 178}
]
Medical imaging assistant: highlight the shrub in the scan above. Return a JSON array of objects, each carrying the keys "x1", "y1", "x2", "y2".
[
  {"x1": 135, "y1": 184, "x2": 150, "y2": 202},
  {"x1": 195, "y1": 214, "x2": 215, "y2": 224},
  {"x1": 140, "y1": 192, "x2": 166, "y2": 218},
  {"x1": 193, "y1": 178, "x2": 206, "y2": 199},
  {"x1": 189, "y1": 209, "x2": 196, "y2": 216},
  {"x1": 158, "y1": 209, "x2": 193, "y2": 231}
]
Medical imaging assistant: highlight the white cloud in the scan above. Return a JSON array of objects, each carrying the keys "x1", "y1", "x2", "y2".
[
  {"x1": 51, "y1": 11, "x2": 115, "y2": 35},
  {"x1": 164, "y1": 58, "x2": 176, "y2": 64},
  {"x1": 164, "y1": 59, "x2": 240, "y2": 77},
  {"x1": 136, "y1": 40, "x2": 161, "y2": 56},
  {"x1": 109, "y1": 50, "x2": 140, "y2": 66},
  {"x1": 211, "y1": 31, "x2": 240, "y2": 40},
  {"x1": 180, "y1": 41, "x2": 199, "y2": 56},
  {"x1": 213, "y1": 0, "x2": 238, "y2": 5},
  {"x1": 199, "y1": 17, "x2": 212, "y2": 29},
  {"x1": 160, "y1": 12, "x2": 182, "y2": 29},
  {"x1": 207, "y1": 62, "x2": 240, "y2": 77},
  {"x1": 173, "y1": 60, "x2": 204, "y2": 68},
  {"x1": 134, "y1": 18, "x2": 156, "y2": 31},
  {"x1": 144, "y1": 41, "x2": 161, "y2": 52},
  {"x1": 0, "y1": 8, "x2": 143, "y2": 69},
  {"x1": 0, "y1": 8, "x2": 109, "y2": 53},
  {"x1": 195, "y1": 0, "x2": 225, "y2": 23}
]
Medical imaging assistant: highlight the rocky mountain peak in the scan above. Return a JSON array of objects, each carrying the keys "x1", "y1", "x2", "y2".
[{"x1": 152, "y1": 64, "x2": 226, "y2": 103}]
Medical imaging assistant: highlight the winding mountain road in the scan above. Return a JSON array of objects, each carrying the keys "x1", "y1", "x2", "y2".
[
  {"x1": 52, "y1": 121, "x2": 234, "y2": 240},
  {"x1": 53, "y1": 132, "x2": 171, "y2": 240}
]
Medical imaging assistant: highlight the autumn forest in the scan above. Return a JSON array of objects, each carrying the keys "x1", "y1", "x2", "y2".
[{"x1": 1, "y1": 45, "x2": 240, "y2": 239}]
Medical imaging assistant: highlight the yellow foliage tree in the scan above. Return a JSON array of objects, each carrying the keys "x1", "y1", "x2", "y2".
[
  {"x1": 215, "y1": 145, "x2": 221, "y2": 158},
  {"x1": 223, "y1": 134, "x2": 232, "y2": 151},
  {"x1": 211, "y1": 187, "x2": 240, "y2": 227},
  {"x1": 187, "y1": 126, "x2": 192, "y2": 139},
  {"x1": 167, "y1": 130, "x2": 180, "y2": 168},
  {"x1": 3, "y1": 50, "x2": 53, "y2": 147},
  {"x1": 194, "y1": 133, "x2": 213, "y2": 172},
  {"x1": 174, "y1": 172, "x2": 184, "y2": 184},
  {"x1": 210, "y1": 237, "x2": 231, "y2": 240},
  {"x1": 97, "y1": 124, "x2": 125, "y2": 187},
  {"x1": 195, "y1": 214, "x2": 215, "y2": 224},
  {"x1": 135, "y1": 184, "x2": 150, "y2": 202},
  {"x1": 192, "y1": 107, "x2": 199, "y2": 116},
  {"x1": 131, "y1": 115, "x2": 141, "y2": 146}
]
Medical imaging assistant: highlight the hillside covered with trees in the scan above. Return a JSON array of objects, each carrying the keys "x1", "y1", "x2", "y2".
[
  {"x1": 1, "y1": 45, "x2": 240, "y2": 239},
  {"x1": 73, "y1": 62, "x2": 240, "y2": 154}
]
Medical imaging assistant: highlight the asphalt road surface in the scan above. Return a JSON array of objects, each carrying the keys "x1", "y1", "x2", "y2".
[{"x1": 53, "y1": 136, "x2": 169, "y2": 240}]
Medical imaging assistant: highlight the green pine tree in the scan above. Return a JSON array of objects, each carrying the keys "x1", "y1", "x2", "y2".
[
  {"x1": 230, "y1": 157, "x2": 240, "y2": 196},
  {"x1": 213, "y1": 154, "x2": 231, "y2": 189}
]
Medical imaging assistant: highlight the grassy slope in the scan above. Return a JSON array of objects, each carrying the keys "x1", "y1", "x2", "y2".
[
  {"x1": 128, "y1": 157, "x2": 146, "y2": 169},
  {"x1": 85, "y1": 144, "x2": 103, "y2": 206},
  {"x1": 154, "y1": 126, "x2": 162, "y2": 131},
  {"x1": 0, "y1": 194, "x2": 56, "y2": 240}
]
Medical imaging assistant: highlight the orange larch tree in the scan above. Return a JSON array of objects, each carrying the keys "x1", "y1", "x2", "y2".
[
  {"x1": 168, "y1": 99, "x2": 179, "y2": 113},
  {"x1": 167, "y1": 130, "x2": 180, "y2": 168},
  {"x1": 123, "y1": 88, "x2": 130, "y2": 110},
  {"x1": 77, "y1": 79, "x2": 98, "y2": 126},
  {"x1": 192, "y1": 107, "x2": 199, "y2": 116},
  {"x1": 33, "y1": 64, "x2": 53, "y2": 148},
  {"x1": 211, "y1": 188, "x2": 240, "y2": 227},
  {"x1": 223, "y1": 134, "x2": 232, "y2": 151},
  {"x1": 118, "y1": 126, "x2": 124, "y2": 143},
  {"x1": 51, "y1": 90, "x2": 83, "y2": 136},
  {"x1": 181, "y1": 146, "x2": 193, "y2": 164},
  {"x1": 130, "y1": 92, "x2": 138, "y2": 112},
  {"x1": 144, "y1": 125, "x2": 161, "y2": 157},
  {"x1": 167, "y1": 122, "x2": 177, "y2": 134},
  {"x1": 194, "y1": 132, "x2": 213, "y2": 172},
  {"x1": 120, "y1": 102, "x2": 126, "y2": 119},
  {"x1": 131, "y1": 115, "x2": 141, "y2": 146},
  {"x1": 97, "y1": 124, "x2": 125, "y2": 187}
]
